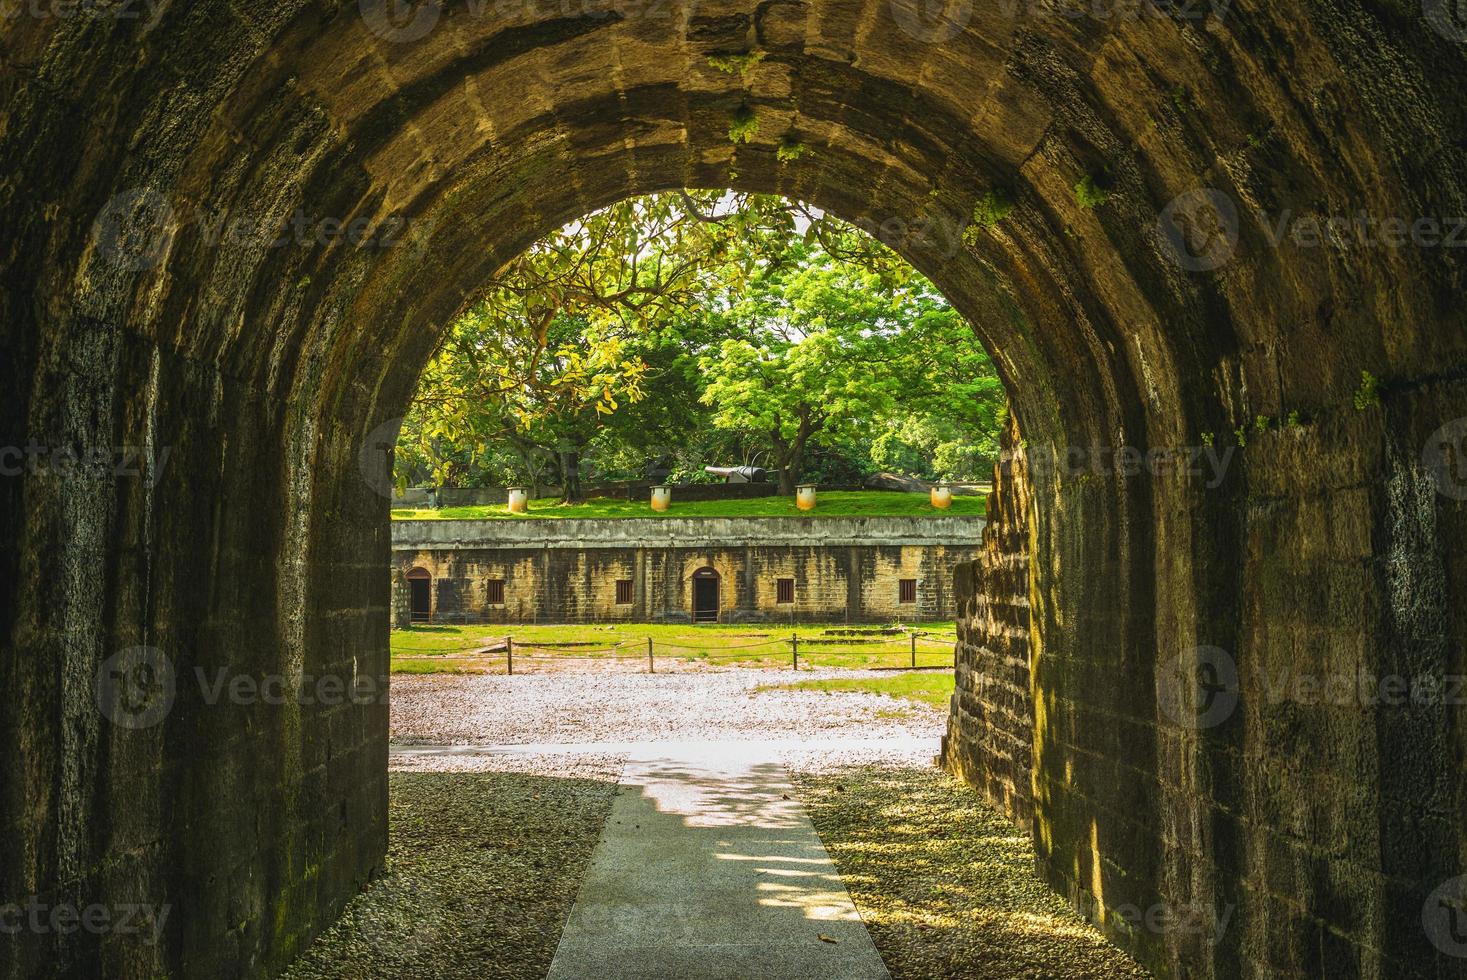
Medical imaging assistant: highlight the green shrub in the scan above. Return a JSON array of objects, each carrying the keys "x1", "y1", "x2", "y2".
[
  {"x1": 1074, "y1": 174, "x2": 1113, "y2": 208},
  {"x1": 729, "y1": 105, "x2": 760, "y2": 144}
]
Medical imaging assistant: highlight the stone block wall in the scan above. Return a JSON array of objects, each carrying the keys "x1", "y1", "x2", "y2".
[
  {"x1": 389, "y1": 516, "x2": 982, "y2": 624},
  {"x1": 942, "y1": 418, "x2": 1034, "y2": 824}
]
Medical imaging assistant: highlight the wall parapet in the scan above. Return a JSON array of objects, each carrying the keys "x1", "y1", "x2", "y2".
[{"x1": 391, "y1": 515, "x2": 986, "y2": 551}]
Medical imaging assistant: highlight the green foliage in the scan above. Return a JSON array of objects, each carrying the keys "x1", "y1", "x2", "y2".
[
  {"x1": 1285, "y1": 410, "x2": 1303, "y2": 429},
  {"x1": 1353, "y1": 370, "x2": 1381, "y2": 410},
  {"x1": 970, "y1": 189, "x2": 1014, "y2": 227},
  {"x1": 729, "y1": 105, "x2": 760, "y2": 143},
  {"x1": 1074, "y1": 174, "x2": 1113, "y2": 209},
  {"x1": 758, "y1": 672, "x2": 956, "y2": 707},
  {"x1": 1254, "y1": 414, "x2": 1272, "y2": 433},
  {"x1": 1234, "y1": 426, "x2": 1248, "y2": 448},
  {"x1": 707, "y1": 51, "x2": 764, "y2": 75},
  {"x1": 1200, "y1": 431, "x2": 1214, "y2": 447},
  {"x1": 399, "y1": 190, "x2": 1007, "y2": 500},
  {"x1": 777, "y1": 137, "x2": 806, "y2": 162}
]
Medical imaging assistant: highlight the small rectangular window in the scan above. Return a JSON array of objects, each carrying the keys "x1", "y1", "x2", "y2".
[
  {"x1": 486, "y1": 579, "x2": 505, "y2": 604},
  {"x1": 616, "y1": 579, "x2": 634, "y2": 605},
  {"x1": 899, "y1": 579, "x2": 917, "y2": 604},
  {"x1": 776, "y1": 578, "x2": 795, "y2": 604}
]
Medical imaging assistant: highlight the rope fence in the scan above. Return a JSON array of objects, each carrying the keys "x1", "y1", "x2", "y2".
[{"x1": 393, "y1": 629, "x2": 960, "y2": 674}]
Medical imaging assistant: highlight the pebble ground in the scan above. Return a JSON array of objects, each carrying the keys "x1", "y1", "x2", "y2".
[{"x1": 286, "y1": 670, "x2": 1149, "y2": 977}]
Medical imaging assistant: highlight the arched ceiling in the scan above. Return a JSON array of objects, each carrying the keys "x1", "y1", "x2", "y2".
[{"x1": 7, "y1": 0, "x2": 1463, "y2": 461}]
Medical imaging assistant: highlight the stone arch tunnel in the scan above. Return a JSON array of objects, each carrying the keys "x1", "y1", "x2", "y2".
[{"x1": 1, "y1": 0, "x2": 1465, "y2": 976}]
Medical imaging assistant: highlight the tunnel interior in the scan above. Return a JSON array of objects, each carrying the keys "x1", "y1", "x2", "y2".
[{"x1": 2, "y1": 0, "x2": 1466, "y2": 976}]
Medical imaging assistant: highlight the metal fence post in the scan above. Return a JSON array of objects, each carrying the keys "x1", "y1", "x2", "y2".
[
  {"x1": 648, "y1": 637, "x2": 655, "y2": 674},
  {"x1": 791, "y1": 633, "x2": 798, "y2": 671},
  {"x1": 507, "y1": 637, "x2": 514, "y2": 676},
  {"x1": 911, "y1": 632, "x2": 917, "y2": 668}
]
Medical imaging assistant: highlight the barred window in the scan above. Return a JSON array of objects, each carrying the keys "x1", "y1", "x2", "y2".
[
  {"x1": 776, "y1": 578, "x2": 795, "y2": 604},
  {"x1": 615, "y1": 579, "x2": 634, "y2": 604},
  {"x1": 486, "y1": 579, "x2": 505, "y2": 604},
  {"x1": 898, "y1": 579, "x2": 917, "y2": 604}
]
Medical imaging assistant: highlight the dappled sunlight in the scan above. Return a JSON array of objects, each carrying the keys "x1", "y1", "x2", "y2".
[
  {"x1": 754, "y1": 882, "x2": 865, "y2": 921},
  {"x1": 790, "y1": 760, "x2": 1151, "y2": 978},
  {"x1": 548, "y1": 746, "x2": 891, "y2": 977}
]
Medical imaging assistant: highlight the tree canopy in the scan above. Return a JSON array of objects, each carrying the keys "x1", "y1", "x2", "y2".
[{"x1": 396, "y1": 190, "x2": 1006, "y2": 500}]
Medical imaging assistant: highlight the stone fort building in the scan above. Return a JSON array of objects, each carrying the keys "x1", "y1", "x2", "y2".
[{"x1": 391, "y1": 515, "x2": 984, "y2": 625}]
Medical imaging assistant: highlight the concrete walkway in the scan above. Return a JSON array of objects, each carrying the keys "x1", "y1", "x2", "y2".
[{"x1": 546, "y1": 743, "x2": 892, "y2": 979}]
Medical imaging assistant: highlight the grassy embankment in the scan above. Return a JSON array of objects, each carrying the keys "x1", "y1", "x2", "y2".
[
  {"x1": 391, "y1": 490, "x2": 986, "y2": 521},
  {"x1": 390, "y1": 621, "x2": 959, "y2": 676}
]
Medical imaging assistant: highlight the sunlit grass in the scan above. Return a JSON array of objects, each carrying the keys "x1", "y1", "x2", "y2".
[
  {"x1": 389, "y1": 621, "x2": 958, "y2": 673},
  {"x1": 757, "y1": 673, "x2": 956, "y2": 708}
]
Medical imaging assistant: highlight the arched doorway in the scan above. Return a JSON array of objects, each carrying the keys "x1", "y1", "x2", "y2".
[
  {"x1": 405, "y1": 567, "x2": 432, "y2": 623},
  {"x1": 691, "y1": 567, "x2": 720, "y2": 624}
]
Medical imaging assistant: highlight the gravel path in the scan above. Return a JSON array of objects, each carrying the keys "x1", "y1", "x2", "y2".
[
  {"x1": 288, "y1": 672, "x2": 1147, "y2": 978},
  {"x1": 784, "y1": 749, "x2": 1152, "y2": 979},
  {"x1": 392, "y1": 669, "x2": 945, "y2": 745}
]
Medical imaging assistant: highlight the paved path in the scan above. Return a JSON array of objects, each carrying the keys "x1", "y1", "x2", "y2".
[{"x1": 546, "y1": 743, "x2": 892, "y2": 980}]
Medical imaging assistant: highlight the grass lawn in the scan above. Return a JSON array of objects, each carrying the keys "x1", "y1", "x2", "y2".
[
  {"x1": 391, "y1": 490, "x2": 986, "y2": 522},
  {"x1": 754, "y1": 672, "x2": 956, "y2": 708},
  {"x1": 389, "y1": 621, "x2": 958, "y2": 673}
]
